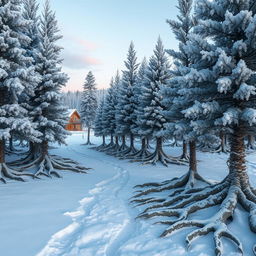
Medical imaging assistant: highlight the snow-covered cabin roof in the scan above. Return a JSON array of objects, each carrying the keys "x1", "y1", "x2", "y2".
[{"x1": 67, "y1": 109, "x2": 80, "y2": 118}]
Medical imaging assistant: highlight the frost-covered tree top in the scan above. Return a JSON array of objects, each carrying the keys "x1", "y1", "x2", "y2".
[
  {"x1": 138, "y1": 38, "x2": 171, "y2": 138},
  {"x1": 115, "y1": 42, "x2": 139, "y2": 136},
  {"x1": 101, "y1": 78, "x2": 115, "y2": 136},
  {"x1": 183, "y1": 0, "x2": 256, "y2": 136},
  {"x1": 132, "y1": 58, "x2": 147, "y2": 136},
  {"x1": 94, "y1": 98, "x2": 105, "y2": 137},
  {"x1": 0, "y1": 0, "x2": 40, "y2": 142},
  {"x1": 101, "y1": 72, "x2": 121, "y2": 136},
  {"x1": 166, "y1": 0, "x2": 194, "y2": 67},
  {"x1": 80, "y1": 71, "x2": 98, "y2": 128},
  {"x1": 30, "y1": 0, "x2": 69, "y2": 144},
  {"x1": 23, "y1": 0, "x2": 40, "y2": 58},
  {"x1": 161, "y1": 0, "x2": 196, "y2": 141}
]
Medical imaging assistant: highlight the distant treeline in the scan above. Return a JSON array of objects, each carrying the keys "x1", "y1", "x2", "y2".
[{"x1": 62, "y1": 89, "x2": 106, "y2": 111}]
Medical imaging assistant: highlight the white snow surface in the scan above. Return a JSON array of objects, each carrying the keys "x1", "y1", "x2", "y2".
[{"x1": 1, "y1": 133, "x2": 256, "y2": 256}]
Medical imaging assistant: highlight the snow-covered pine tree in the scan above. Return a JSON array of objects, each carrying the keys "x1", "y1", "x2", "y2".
[
  {"x1": 129, "y1": 58, "x2": 151, "y2": 159},
  {"x1": 107, "y1": 71, "x2": 122, "y2": 154},
  {"x1": 101, "y1": 72, "x2": 122, "y2": 154},
  {"x1": 80, "y1": 71, "x2": 98, "y2": 145},
  {"x1": 93, "y1": 98, "x2": 106, "y2": 150},
  {"x1": 135, "y1": 0, "x2": 256, "y2": 254},
  {"x1": 16, "y1": 0, "x2": 89, "y2": 177},
  {"x1": 134, "y1": 38, "x2": 182, "y2": 166},
  {"x1": 132, "y1": 0, "x2": 209, "y2": 205},
  {"x1": 115, "y1": 42, "x2": 139, "y2": 156},
  {"x1": 10, "y1": 0, "x2": 42, "y2": 163},
  {"x1": 0, "y1": 0, "x2": 42, "y2": 182},
  {"x1": 101, "y1": 78, "x2": 116, "y2": 149},
  {"x1": 164, "y1": 0, "x2": 194, "y2": 161}
]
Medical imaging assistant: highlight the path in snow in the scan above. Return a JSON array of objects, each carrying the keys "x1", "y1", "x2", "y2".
[
  {"x1": 37, "y1": 145, "x2": 138, "y2": 256},
  {"x1": 36, "y1": 136, "x2": 256, "y2": 256}
]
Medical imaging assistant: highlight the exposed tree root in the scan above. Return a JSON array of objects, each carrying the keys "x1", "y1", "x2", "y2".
[
  {"x1": 15, "y1": 154, "x2": 90, "y2": 178},
  {"x1": 131, "y1": 170, "x2": 211, "y2": 207},
  {"x1": 0, "y1": 163, "x2": 35, "y2": 183},
  {"x1": 118, "y1": 145, "x2": 138, "y2": 159},
  {"x1": 98, "y1": 137, "x2": 118, "y2": 153},
  {"x1": 109, "y1": 142, "x2": 129, "y2": 156},
  {"x1": 133, "y1": 175, "x2": 256, "y2": 255},
  {"x1": 5, "y1": 148, "x2": 24, "y2": 156},
  {"x1": 127, "y1": 147, "x2": 151, "y2": 160},
  {"x1": 105, "y1": 143, "x2": 120, "y2": 153},
  {"x1": 133, "y1": 147, "x2": 187, "y2": 167},
  {"x1": 92, "y1": 142, "x2": 106, "y2": 151},
  {"x1": 8, "y1": 150, "x2": 39, "y2": 166}
]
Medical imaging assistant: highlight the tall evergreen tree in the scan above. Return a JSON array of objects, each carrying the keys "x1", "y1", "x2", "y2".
[
  {"x1": 94, "y1": 98, "x2": 106, "y2": 150},
  {"x1": 115, "y1": 42, "x2": 139, "y2": 156},
  {"x1": 0, "y1": 0, "x2": 41, "y2": 182},
  {"x1": 17, "y1": 0, "x2": 88, "y2": 177},
  {"x1": 108, "y1": 71, "x2": 122, "y2": 153},
  {"x1": 101, "y1": 72, "x2": 123, "y2": 154},
  {"x1": 15, "y1": 0, "x2": 42, "y2": 161},
  {"x1": 101, "y1": 78, "x2": 115, "y2": 149},
  {"x1": 134, "y1": 0, "x2": 256, "y2": 254},
  {"x1": 136, "y1": 0, "x2": 207, "y2": 192},
  {"x1": 163, "y1": 0, "x2": 194, "y2": 161},
  {"x1": 80, "y1": 71, "x2": 98, "y2": 145},
  {"x1": 135, "y1": 38, "x2": 182, "y2": 166},
  {"x1": 129, "y1": 58, "x2": 151, "y2": 159}
]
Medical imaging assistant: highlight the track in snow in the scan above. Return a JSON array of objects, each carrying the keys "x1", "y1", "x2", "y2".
[{"x1": 36, "y1": 146, "x2": 137, "y2": 256}]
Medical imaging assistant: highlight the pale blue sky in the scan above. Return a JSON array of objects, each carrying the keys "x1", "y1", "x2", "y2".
[{"x1": 41, "y1": 0, "x2": 179, "y2": 91}]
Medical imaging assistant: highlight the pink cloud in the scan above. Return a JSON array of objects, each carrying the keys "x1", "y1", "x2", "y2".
[
  {"x1": 62, "y1": 51, "x2": 101, "y2": 69},
  {"x1": 65, "y1": 35, "x2": 99, "y2": 51},
  {"x1": 76, "y1": 38, "x2": 99, "y2": 51}
]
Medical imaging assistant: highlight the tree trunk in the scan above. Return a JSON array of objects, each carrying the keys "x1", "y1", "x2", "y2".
[
  {"x1": 29, "y1": 141, "x2": 34, "y2": 153},
  {"x1": 0, "y1": 140, "x2": 5, "y2": 163},
  {"x1": 110, "y1": 135, "x2": 114, "y2": 144},
  {"x1": 41, "y1": 141, "x2": 48, "y2": 158},
  {"x1": 115, "y1": 136, "x2": 119, "y2": 146},
  {"x1": 122, "y1": 135, "x2": 126, "y2": 146},
  {"x1": 103, "y1": 135, "x2": 106, "y2": 146},
  {"x1": 156, "y1": 137, "x2": 162, "y2": 151},
  {"x1": 189, "y1": 140, "x2": 197, "y2": 172},
  {"x1": 87, "y1": 127, "x2": 91, "y2": 144},
  {"x1": 130, "y1": 134, "x2": 134, "y2": 148},
  {"x1": 220, "y1": 131, "x2": 226, "y2": 152},
  {"x1": 9, "y1": 137, "x2": 13, "y2": 151},
  {"x1": 141, "y1": 138, "x2": 146, "y2": 150},
  {"x1": 228, "y1": 127, "x2": 247, "y2": 184},
  {"x1": 180, "y1": 141, "x2": 188, "y2": 159}
]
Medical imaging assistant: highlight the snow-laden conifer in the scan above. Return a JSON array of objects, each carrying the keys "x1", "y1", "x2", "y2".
[
  {"x1": 134, "y1": 1, "x2": 256, "y2": 254},
  {"x1": 94, "y1": 98, "x2": 106, "y2": 150},
  {"x1": 100, "y1": 78, "x2": 116, "y2": 150},
  {"x1": 115, "y1": 42, "x2": 139, "y2": 156},
  {"x1": 128, "y1": 58, "x2": 151, "y2": 159},
  {"x1": 17, "y1": 0, "x2": 89, "y2": 177},
  {"x1": 133, "y1": 0, "x2": 209, "y2": 201},
  {"x1": 13, "y1": 0, "x2": 43, "y2": 160},
  {"x1": 134, "y1": 38, "x2": 182, "y2": 166},
  {"x1": 100, "y1": 72, "x2": 122, "y2": 154},
  {"x1": 163, "y1": 0, "x2": 194, "y2": 161},
  {"x1": 81, "y1": 71, "x2": 98, "y2": 145},
  {"x1": 0, "y1": 0, "x2": 42, "y2": 182}
]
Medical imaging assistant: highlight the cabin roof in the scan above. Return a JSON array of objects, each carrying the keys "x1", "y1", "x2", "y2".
[{"x1": 67, "y1": 109, "x2": 80, "y2": 118}]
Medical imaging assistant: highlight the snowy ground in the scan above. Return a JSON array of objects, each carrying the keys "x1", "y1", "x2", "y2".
[{"x1": 1, "y1": 133, "x2": 256, "y2": 256}]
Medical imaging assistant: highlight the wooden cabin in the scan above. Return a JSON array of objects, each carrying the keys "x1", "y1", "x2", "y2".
[{"x1": 66, "y1": 109, "x2": 83, "y2": 131}]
